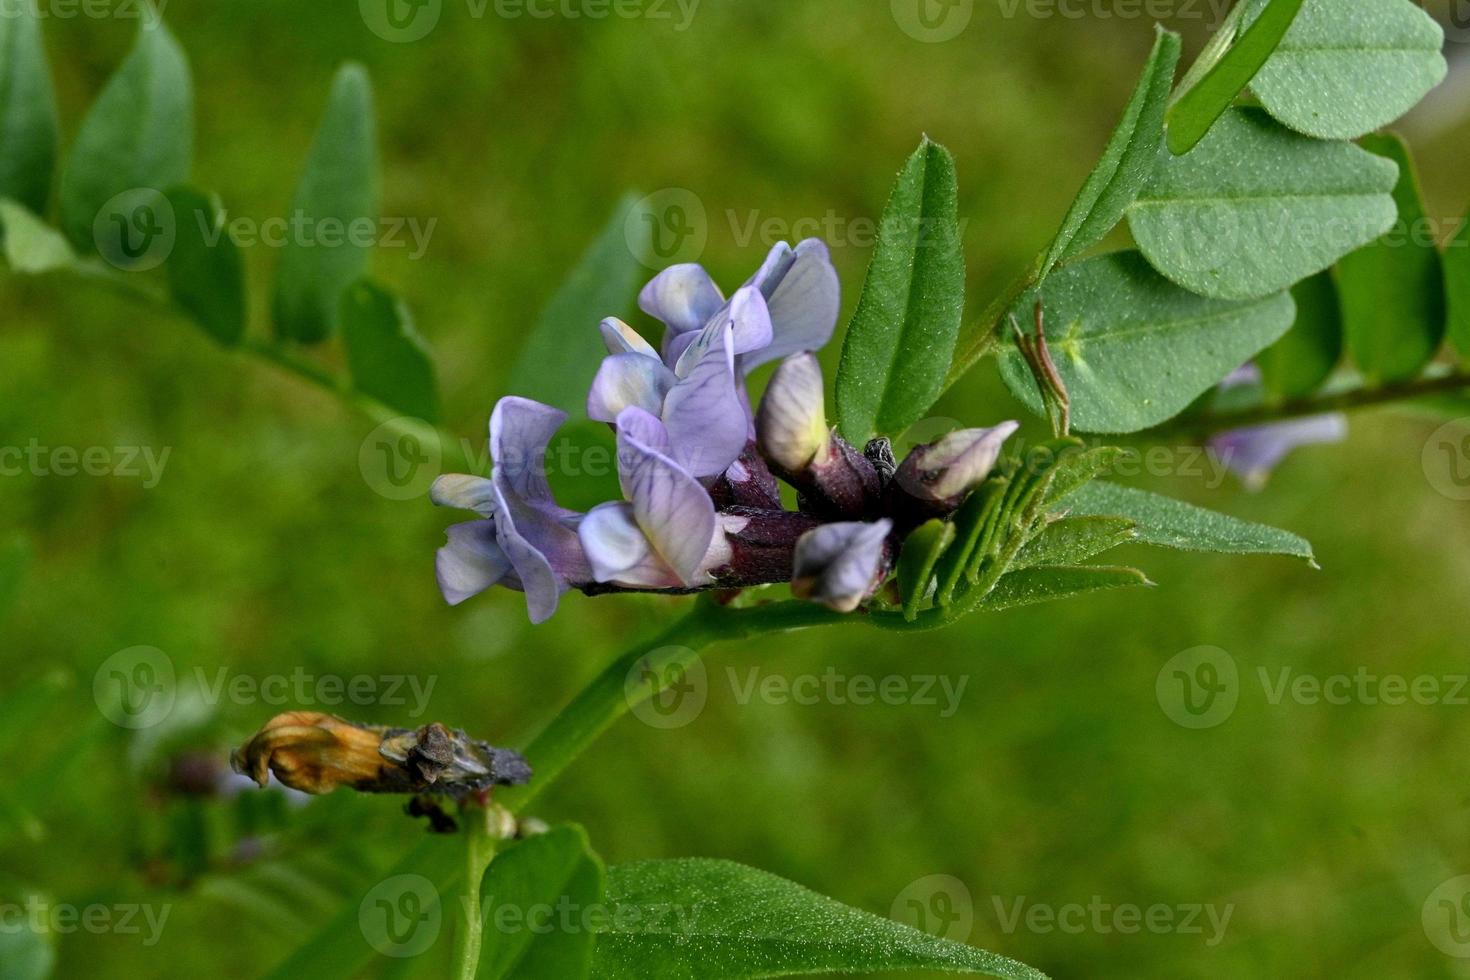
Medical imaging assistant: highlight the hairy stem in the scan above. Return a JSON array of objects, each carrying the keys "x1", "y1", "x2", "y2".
[{"x1": 452, "y1": 804, "x2": 498, "y2": 980}]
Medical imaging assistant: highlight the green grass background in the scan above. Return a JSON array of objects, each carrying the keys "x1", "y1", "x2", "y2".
[{"x1": 3, "y1": 1, "x2": 1470, "y2": 977}]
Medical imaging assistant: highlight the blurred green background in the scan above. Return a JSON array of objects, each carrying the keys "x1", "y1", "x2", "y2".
[{"x1": 4, "y1": 1, "x2": 1470, "y2": 977}]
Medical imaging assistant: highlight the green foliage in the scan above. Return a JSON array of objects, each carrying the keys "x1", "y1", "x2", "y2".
[
  {"x1": 0, "y1": 923, "x2": 54, "y2": 980},
  {"x1": 898, "y1": 519, "x2": 956, "y2": 621},
  {"x1": 0, "y1": 535, "x2": 30, "y2": 622},
  {"x1": 1166, "y1": 0, "x2": 1305, "y2": 155},
  {"x1": 1064, "y1": 481, "x2": 1316, "y2": 563},
  {"x1": 1337, "y1": 134, "x2": 1445, "y2": 384},
  {"x1": 58, "y1": 21, "x2": 192, "y2": 253},
  {"x1": 478, "y1": 826, "x2": 604, "y2": 980},
  {"x1": 1130, "y1": 107, "x2": 1398, "y2": 301},
  {"x1": 164, "y1": 186, "x2": 246, "y2": 346},
  {"x1": 1245, "y1": 0, "x2": 1447, "y2": 141},
  {"x1": 1449, "y1": 210, "x2": 1470, "y2": 359},
  {"x1": 983, "y1": 564, "x2": 1151, "y2": 611},
  {"x1": 510, "y1": 194, "x2": 647, "y2": 416},
  {"x1": 1013, "y1": 516, "x2": 1137, "y2": 569},
  {"x1": 0, "y1": 3, "x2": 57, "y2": 217},
  {"x1": 836, "y1": 137, "x2": 964, "y2": 443},
  {"x1": 0, "y1": 199, "x2": 74, "y2": 273},
  {"x1": 272, "y1": 64, "x2": 379, "y2": 344},
  {"x1": 998, "y1": 251, "x2": 1294, "y2": 433},
  {"x1": 341, "y1": 280, "x2": 439, "y2": 422},
  {"x1": 1041, "y1": 28, "x2": 1179, "y2": 275},
  {"x1": 1257, "y1": 270, "x2": 1341, "y2": 399},
  {"x1": 589, "y1": 859, "x2": 1047, "y2": 980}
]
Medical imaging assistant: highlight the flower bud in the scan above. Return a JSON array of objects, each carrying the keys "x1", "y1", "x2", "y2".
[
  {"x1": 892, "y1": 422, "x2": 1019, "y2": 516},
  {"x1": 756, "y1": 352, "x2": 829, "y2": 474},
  {"x1": 791, "y1": 520, "x2": 893, "y2": 613}
]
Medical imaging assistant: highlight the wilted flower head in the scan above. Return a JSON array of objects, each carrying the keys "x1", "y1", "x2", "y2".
[{"x1": 432, "y1": 239, "x2": 1018, "y2": 621}]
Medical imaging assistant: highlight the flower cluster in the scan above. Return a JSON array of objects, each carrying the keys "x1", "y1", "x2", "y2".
[{"x1": 432, "y1": 240, "x2": 1018, "y2": 623}]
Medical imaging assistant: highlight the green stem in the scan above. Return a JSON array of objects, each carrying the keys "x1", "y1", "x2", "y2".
[
  {"x1": 452, "y1": 804, "x2": 500, "y2": 980},
  {"x1": 499, "y1": 596, "x2": 862, "y2": 816},
  {"x1": 1147, "y1": 369, "x2": 1470, "y2": 441}
]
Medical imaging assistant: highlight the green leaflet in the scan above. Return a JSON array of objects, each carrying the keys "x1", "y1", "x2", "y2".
[
  {"x1": 997, "y1": 251, "x2": 1294, "y2": 434},
  {"x1": 835, "y1": 137, "x2": 964, "y2": 443},
  {"x1": 1449, "y1": 211, "x2": 1470, "y2": 359},
  {"x1": 1063, "y1": 481, "x2": 1315, "y2": 563},
  {"x1": 1012, "y1": 516, "x2": 1137, "y2": 569},
  {"x1": 1245, "y1": 0, "x2": 1447, "y2": 141},
  {"x1": 341, "y1": 280, "x2": 440, "y2": 422},
  {"x1": 1129, "y1": 107, "x2": 1399, "y2": 301},
  {"x1": 1336, "y1": 134, "x2": 1445, "y2": 384},
  {"x1": 1041, "y1": 28, "x2": 1180, "y2": 275},
  {"x1": 165, "y1": 186, "x2": 246, "y2": 346},
  {"x1": 477, "y1": 826, "x2": 604, "y2": 980},
  {"x1": 1166, "y1": 0, "x2": 1305, "y2": 155},
  {"x1": 0, "y1": 198, "x2": 75, "y2": 273},
  {"x1": 590, "y1": 859, "x2": 1046, "y2": 980},
  {"x1": 58, "y1": 20, "x2": 193, "y2": 252},
  {"x1": 898, "y1": 519, "x2": 956, "y2": 622},
  {"x1": 510, "y1": 194, "x2": 646, "y2": 416},
  {"x1": 1256, "y1": 270, "x2": 1342, "y2": 399},
  {"x1": 932, "y1": 476, "x2": 1008, "y2": 607},
  {"x1": 272, "y1": 64, "x2": 379, "y2": 343},
  {"x1": 0, "y1": 3, "x2": 58, "y2": 217},
  {"x1": 983, "y1": 564, "x2": 1152, "y2": 611}
]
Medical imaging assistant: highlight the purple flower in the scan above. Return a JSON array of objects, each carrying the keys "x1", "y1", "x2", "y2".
[
  {"x1": 1210, "y1": 415, "x2": 1348, "y2": 490},
  {"x1": 432, "y1": 398, "x2": 590, "y2": 624},
  {"x1": 433, "y1": 238, "x2": 1019, "y2": 622}
]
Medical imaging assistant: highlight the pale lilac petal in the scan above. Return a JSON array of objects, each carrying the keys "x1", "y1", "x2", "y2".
[
  {"x1": 638, "y1": 264, "x2": 724, "y2": 335},
  {"x1": 578, "y1": 502, "x2": 683, "y2": 588},
  {"x1": 491, "y1": 475, "x2": 587, "y2": 623},
  {"x1": 663, "y1": 323, "x2": 748, "y2": 478},
  {"x1": 600, "y1": 317, "x2": 659, "y2": 358},
  {"x1": 436, "y1": 521, "x2": 515, "y2": 606},
  {"x1": 724, "y1": 285, "x2": 775, "y2": 359},
  {"x1": 792, "y1": 519, "x2": 892, "y2": 613},
  {"x1": 489, "y1": 397, "x2": 567, "y2": 504},
  {"x1": 896, "y1": 422, "x2": 1020, "y2": 502},
  {"x1": 430, "y1": 474, "x2": 497, "y2": 516},
  {"x1": 756, "y1": 352, "x2": 829, "y2": 473},
  {"x1": 1210, "y1": 415, "x2": 1348, "y2": 491},
  {"x1": 586, "y1": 353, "x2": 676, "y2": 423},
  {"x1": 617, "y1": 427, "x2": 716, "y2": 585},
  {"x1": 662, "y1": 329, "x2": 699, "y2": 370},
  {"x1": 614, "y1": 406, "x2": 672, "y2": 498},
  {"x1": 741, "y1": 239, "x2": 840, "y2": 373}
]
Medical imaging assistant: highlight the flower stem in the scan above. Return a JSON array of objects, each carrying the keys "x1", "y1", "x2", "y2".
[{"x1": 452, "y1": 801, "x2": 510, "y2": 980}]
